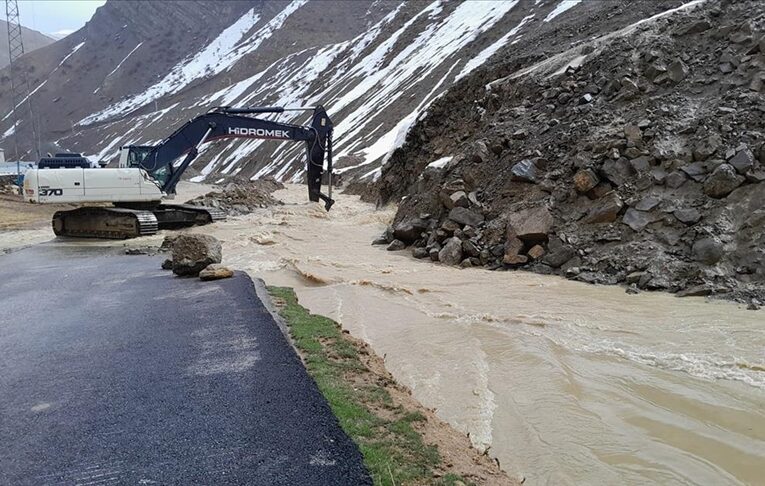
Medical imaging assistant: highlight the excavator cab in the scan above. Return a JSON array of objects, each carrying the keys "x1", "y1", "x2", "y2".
[{"x1": 119, "y1": 145, "x2": 169, "y2": 187}]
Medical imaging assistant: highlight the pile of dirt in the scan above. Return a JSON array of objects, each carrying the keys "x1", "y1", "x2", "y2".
[
  {"x1": 188, "y1": 177, "x2": 284, "y2": 215},
  {"x1": 0, "y1": 175, "x2": 19, "y2": 194},
  {"x1": 375, "y1": 0, "x2": 765, "y2": 306}
]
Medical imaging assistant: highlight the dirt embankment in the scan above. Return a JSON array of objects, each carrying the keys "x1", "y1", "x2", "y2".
[{"x1": 374, "y1": 0, "x2": 765, "y2": 306}]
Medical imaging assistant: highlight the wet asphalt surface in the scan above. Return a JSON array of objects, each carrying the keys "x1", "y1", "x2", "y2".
[{"x1": 0, "y1": 244, "x2": 370, "y2": 485}]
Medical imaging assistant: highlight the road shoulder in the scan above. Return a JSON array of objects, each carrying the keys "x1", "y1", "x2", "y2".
[{"x1": 267, "y1": 286, "x2": 515, "y2": 486}]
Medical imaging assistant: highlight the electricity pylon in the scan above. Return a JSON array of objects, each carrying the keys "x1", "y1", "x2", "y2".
[{"x1": 5, "y1": 0, "x2": 41, "y2": 186}]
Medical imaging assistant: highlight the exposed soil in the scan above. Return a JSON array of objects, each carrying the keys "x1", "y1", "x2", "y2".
[
  {"x1": 0, "y1": 193, "x2": 74, "y2": 231},
  {"x1": 374, "y1": 0, "x2": 765, "y2": 307}
]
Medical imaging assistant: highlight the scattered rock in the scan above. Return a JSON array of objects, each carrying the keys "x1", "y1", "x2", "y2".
[
  {"x1": 667, "y1": 60, "x2": 689, "y2": 82},
  {"x1": 172, "y1": 234, "x2": 223, "y2": 277},
  {"x1": 674, "y1": 208, "x2": 701, "y2": 225},
  {"x1": 624, "y1": 124, "x2": 643, "y2": 145},
  {"x1": 393, "y1": 218, "x2": 429, "y2": 243},
  {"x1": 387, "y1": 239, "x2": 407, "y2": 251},
  {"x1": 665, "y1": 170, "x2": 688, "y2": 188},
  {"x1": 372, "y1": 228, "x2": 394, "y2": 245},
  {"x1": 574, "y1": 169, "x2": 599, "y2": 193},
  {"x1": 544, "y1": 238, "x2": 575, "y2": 268},
  {"x1": 438, "y1": 237, "x2": 463, "y2": 266},
  {"x1": 728, "y1": 149, "x2": 755, "y2": 174},
  {"x1": 527, "y1": 245, "x2": 546, "y2": 260},
  {"x1": 506, "y1": 207, "x2": 554, "y2": 243},
  {"x1": 510, "y1": 159, "x2": 538, "y2": 183},
  {"x1": 623, "y1": 207, "x2": 660, "y2": 231},
  {"x1": 161, "y1": 258, "x2": 173, "y2": 270},
  {"x1": 703, "y1": 164, "x2": 745, "y2": 198},
  {"x1": 412, "y1": 247, "x2": 429, "y2": 259},
  {"x1": 601, "y1": 158, "x2": 635, "y2": 186},
  {"x1": 449, "y1": 191, "x2": 469, "y2": 208},
  {"x1": 693, "y1": 134, "x2": 721, "y2": 161},
  {"x1": 634, "y1": 196, "x2": 661, "y2": 211},
  {"x1": 448, "y1": 207, "x2": 484, "y2": 227},
  {"x1": 692, "y1": 237, "x2": 724, "y2": 265},
  {"x1": 583, "y1": 192, "x2": 623, "y2": 224},
  {"x1": 199, "y1": 264, "x2": 234, "y2": 281},
  {"x1": 676, "y1": 285, "x2": 714, "y2": 297},
  {"x1": 630, "y1": 156, "x2": 652, "y2": 172}
]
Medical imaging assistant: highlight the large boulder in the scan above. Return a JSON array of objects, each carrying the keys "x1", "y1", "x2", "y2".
[
  {"x1": 448, "y1": 207, "x2": 484, "y2": 227},
  {"x1": 692, "y1": 237, "x2": 724, "y2": 265},
  {"x1": 393, "y1": 217, "x2": 429, "y2": 243},
  {"x1": 172, "y1": 234, "x2": 223, "y2": 276},
  {"x1": 703, "y1": 163, "x2": 745, "y2": 198},
  {"x1": 438, "y1": 237, "x2": 463, "y2": 266},
  {"x1": 506, "y1": 207, "x2": 554, "y2": 243},
  {"x1": 543, "y1": 238, "x2": 575, "y2": 268}
]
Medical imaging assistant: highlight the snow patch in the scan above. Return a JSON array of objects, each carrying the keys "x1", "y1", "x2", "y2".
[
  {"x1": 544, "y1": 0, "x2": 582, "y2": 22},
  {"x1": 427, "y1": 156, "x2": 453, "y2": 169},
  {"x1": 456, "y1": 11, "x2": 534, "y2": 81},
  {"x1": 104, "y1": 42, "x2": 144, "y2": 80}
]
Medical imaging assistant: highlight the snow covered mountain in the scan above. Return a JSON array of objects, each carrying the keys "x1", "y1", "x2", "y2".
[{"x1": 0, "y1": 0, "x2": 690, "y2": 184}]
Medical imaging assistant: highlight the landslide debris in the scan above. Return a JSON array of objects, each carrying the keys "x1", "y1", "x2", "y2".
[
  {"x1": 188, "y1": 177, "x2": 284, "y2": 215},
  {"x1": 169, "y1": 234, "x2": 223, "y2": 277},
  {"x1": 375, "y1": 0, "x2": 765, "y2": 304}
]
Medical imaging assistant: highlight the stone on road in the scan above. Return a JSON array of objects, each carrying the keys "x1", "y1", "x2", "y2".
[{"x1": 0, "y1": 246, "x2": 369, "y2": 485}]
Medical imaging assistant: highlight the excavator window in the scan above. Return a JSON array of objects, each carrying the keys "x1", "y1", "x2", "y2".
[{"x1": 126, "y1": 146, "x2": 155, "y2": 167}]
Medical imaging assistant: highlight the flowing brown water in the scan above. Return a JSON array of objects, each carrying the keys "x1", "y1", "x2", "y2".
[{"x1": 209, "y1": 185, "x2": 764, "y2": 485}]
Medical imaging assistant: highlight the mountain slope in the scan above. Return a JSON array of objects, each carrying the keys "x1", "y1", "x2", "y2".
[
  {"x1": 373, "y1": 0, "x2": 765, "y2": 301},
  {"x1": 0, "y1": 0, "x2": 695, "y2": 184},
  {"x1": 0, "y1": 20, "x2": 55, "y2": 69}
]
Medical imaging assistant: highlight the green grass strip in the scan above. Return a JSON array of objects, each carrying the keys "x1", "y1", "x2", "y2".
[{"x1": 268, "y1": 286, "x2": 471, "y2": 486}]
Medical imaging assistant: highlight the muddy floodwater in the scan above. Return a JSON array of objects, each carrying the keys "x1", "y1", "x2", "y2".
[
  {"x1": 206, "y1": 185, "x2": 765, "y2": 485},
  {"x1": 14, "y1": 182, "x2": 753, "y2": 485}
]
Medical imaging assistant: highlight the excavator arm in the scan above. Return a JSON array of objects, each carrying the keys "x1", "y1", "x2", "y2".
[{"x1": 132, "y1": 105, "x2": 334, "y2": 210}]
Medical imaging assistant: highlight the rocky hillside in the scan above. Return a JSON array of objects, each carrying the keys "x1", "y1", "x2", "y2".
[
  {"x1": 0, "y1": 0, "x2": 694, "y2": 185},
  {"x1": 375, "y1": 0, "x2": 765, "y2": 305},
  {"x1": 0, "y1": 20, "x2": 54, "y2": 69}
]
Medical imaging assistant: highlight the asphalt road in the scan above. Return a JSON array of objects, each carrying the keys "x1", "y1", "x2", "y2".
[{"x1": 0, "y1": 244, "x2": 370, "y2": 485}]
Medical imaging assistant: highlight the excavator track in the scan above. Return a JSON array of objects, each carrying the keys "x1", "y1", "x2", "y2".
[
  {"x1": 52, "y1": 207, "x2": 159, "y2": 239},
  {"x1": 160, "y1": 204, "x2": 227, "y2": 225}
]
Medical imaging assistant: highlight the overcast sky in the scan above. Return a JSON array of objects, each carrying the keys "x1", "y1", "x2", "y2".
[{"x1": 16, "y1": 0, "x2": 105, "y2": 38}]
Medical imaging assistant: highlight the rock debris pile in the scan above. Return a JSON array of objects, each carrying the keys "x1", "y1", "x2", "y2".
[
  {"x1": 188, "y1": 177, "x2": 284, "y2": 215},
  {"x1": 375, "y1": 0, "x2": 765, "y2": 305}
]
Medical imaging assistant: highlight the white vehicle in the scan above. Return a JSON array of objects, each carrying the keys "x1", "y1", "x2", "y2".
[{"x1": 22, "y1": 105, "x2": 335, "y2": 238}]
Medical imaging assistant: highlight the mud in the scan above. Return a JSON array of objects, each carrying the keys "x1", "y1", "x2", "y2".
[{"x1": 193, "y1": 185, "x2": 764, "y2": 486}]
